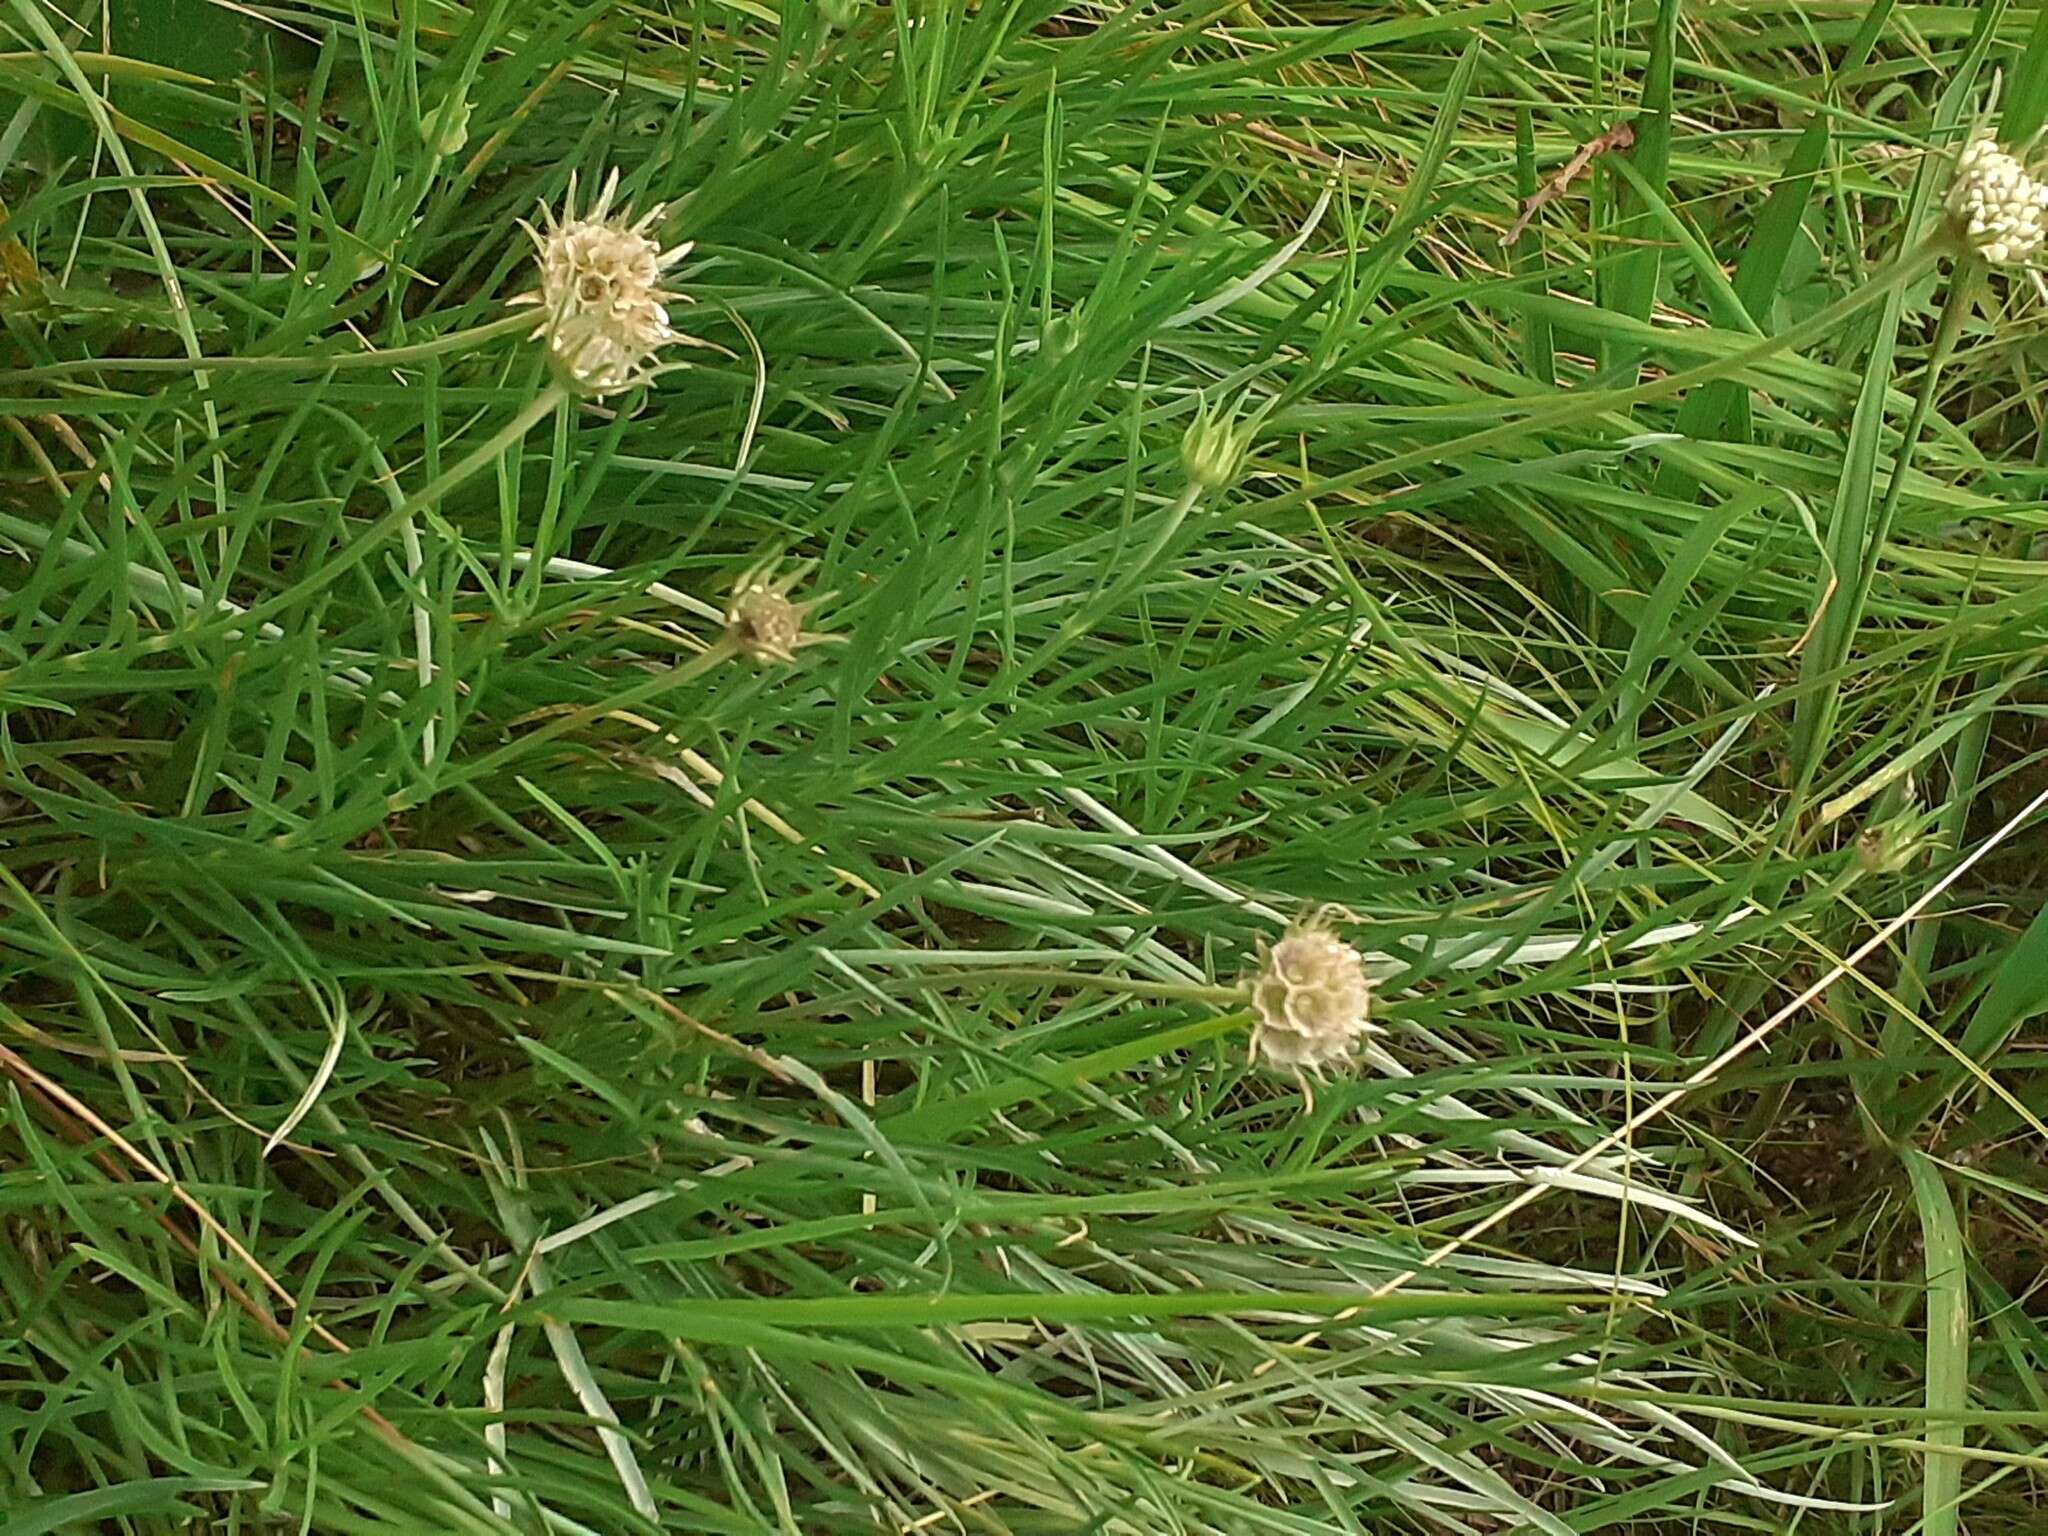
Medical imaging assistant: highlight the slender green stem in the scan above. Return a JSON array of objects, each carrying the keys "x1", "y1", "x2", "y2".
[
  {"x1": 859, "y1": 965, "x2": 1244, "y2": 1004},
  {"x1": 11, "y1": 312, "x2": 537, "y2": 379}
]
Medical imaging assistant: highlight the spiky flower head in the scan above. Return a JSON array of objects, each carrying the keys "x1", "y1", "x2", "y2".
[
  {"x1": 1947, "y1": 135, "x2": 2048, "y2": 267},
  {"x1": 512, "y1": 169, "x2": 695, "y2": 396},
  {"x1": 1245, "y1": 909, "x2": 1377, "y2": 1074},
  {"x1": 725, "y1": 563, "x2": 838, "y2": 666}
]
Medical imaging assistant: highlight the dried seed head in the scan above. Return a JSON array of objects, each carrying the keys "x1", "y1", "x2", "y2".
[
  {"x1": 728, "y1": 585, "x2": 804, "y2": 664},
  {"x1": 725, "y1": 564, "x2": 838, "y2": 666},
  {"x1": 1947, "y1": 135, "x2": 2048, "y2": 267},
  {"x1": 1245, "y1": 909, "x2": 1377, "y2": 1073},
  {"x1": 511, "y1": 169, "x2": 698, "y2": 395}
]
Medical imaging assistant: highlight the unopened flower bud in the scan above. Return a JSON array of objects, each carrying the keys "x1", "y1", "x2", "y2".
[
  {"x1": 422, "y1": 97, "x2": 472, "y2": 159},
  {"x1": 1856, "y1": 781, "x2": 1932, "y2": 876},
  {"x1": 1040, "y1": 311, "x2": 1083, "y2": 362},
  {"x1": 1180, "y1": 397, "x2": 1257, "y2": 494}
]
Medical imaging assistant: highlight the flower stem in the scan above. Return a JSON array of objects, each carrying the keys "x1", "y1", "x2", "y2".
[
  {"x1": 864, "y1": 965, "x2": 1245, "y2": 1005},
  {"x1": 1862, "y1": 263, "x2": 1984, "y2": 1128},
  {"x1": 250, "y1": 383, "x2": 574, "y2": 630},
  {"x1": 392, "y1": 633, "x2": 744, "y2": 815}
]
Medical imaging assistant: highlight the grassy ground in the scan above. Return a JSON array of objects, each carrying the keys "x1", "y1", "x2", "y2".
[{"x1": 4, "y1": 0, "x2": 2048, "y2": 1531}]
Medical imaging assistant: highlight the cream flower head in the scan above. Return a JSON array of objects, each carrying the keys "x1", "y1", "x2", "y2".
[
  {"x1": 1245, "y1": 909, "x2": 1377, "y2": 1074},
  {"x1": 512, "y1": 169, "x2": 696, "y2": 395},
  {"x1": 1948, "y1": 135, "x2": 2048, "y2": 267}
]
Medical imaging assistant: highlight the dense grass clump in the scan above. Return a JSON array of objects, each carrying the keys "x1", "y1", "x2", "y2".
[{"x1": 4, "y1": 2, "x2": 2048, "y2": 1532}]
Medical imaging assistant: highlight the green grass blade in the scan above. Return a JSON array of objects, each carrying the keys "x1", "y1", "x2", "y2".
[
  {"x1": 1512, "y1": 105, "x2": 1555, "y2": 387},
  {"x1": 1662, "y1": 0, "x2": 1896, "y2": 467},
  {"x1": 2002, "y1": 3, "x2": 2048, "y2": 145},
  {"x1": 1903, "y1": 1151, "x2": 1970, "y2": 1536},
  {"x1": 1608, "y1": 0, "x2": 1678, "y2": 337}
]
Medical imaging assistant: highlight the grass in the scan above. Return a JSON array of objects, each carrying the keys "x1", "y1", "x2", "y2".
[{"x1": 4, "y1": 0, "x2": 2048, "y2": 1531}]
